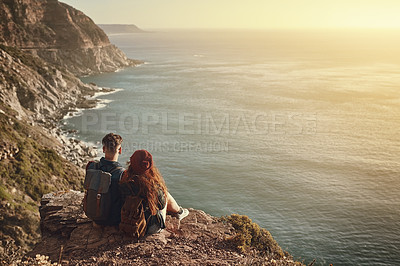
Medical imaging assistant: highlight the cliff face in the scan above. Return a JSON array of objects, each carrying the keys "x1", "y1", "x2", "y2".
[
  {"x1": 0, "y1": 0, "x2": 139, "y2": 76},
  {"x1": 0, "y1": 44, "x2": 94, "y2": 122},
  {"x1": 0, "y1": 0, "x2": 108, "y2": 49},
  {"x1": 0, "y1": 0, "x2": 144, "y2": 121}
]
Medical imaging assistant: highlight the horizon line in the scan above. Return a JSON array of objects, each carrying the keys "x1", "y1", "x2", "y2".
[{"x1": 96, "y1": 24, "x2": 400, "y2": 31}]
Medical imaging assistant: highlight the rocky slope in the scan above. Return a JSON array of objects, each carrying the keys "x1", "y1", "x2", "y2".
[
  {"x1": 23, "y1": 191, "x2": 302, "y2": 265},
  {"x1": 0, "y1": 0, "x2": 141, "y2": 261},
  {"x1": 0, "y1": 40, "x2": 96, "y2": 264},
  {"x1": 0, "y1": 103, "x2": 85, "y2": 261},
  {"x1": 0, "y1": 44, "x2": 95, "y2": 122},
  {"x1": 0, "y1": 0, "x2": 141, "y2": 76}
]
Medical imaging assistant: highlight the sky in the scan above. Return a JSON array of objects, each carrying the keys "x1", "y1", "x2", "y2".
[{"x1": 61, "y1": 0, "x2": 400, "y2": 30}]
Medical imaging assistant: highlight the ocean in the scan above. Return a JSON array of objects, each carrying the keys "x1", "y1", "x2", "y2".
[{"x1": 64, "y1": 29, "x2": 400, "y2": 265}]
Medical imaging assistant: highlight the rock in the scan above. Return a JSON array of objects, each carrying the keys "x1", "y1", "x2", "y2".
[
  {"x1": 0, "y1": 142, "x2": 20, "y2": 161},
  {"x1": 59, "y1": 135, "x2": 67, "y2": 144},
  {"x1": 71, "y1": 143, "x2": 81, "y2": 152},
  {"x1": 39, "y1": 191, "x2": 90, "y2": 237},
  {"x1": 88, "y1": 148, "x2": 97, "y2": 158},
  {"x1": 28, "y1": 191, "x2": 301, "y2": 265}
]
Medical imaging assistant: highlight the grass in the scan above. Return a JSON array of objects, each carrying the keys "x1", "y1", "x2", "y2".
[
  {"x1": 0, "y1": 184, "x2": 11, "y2": 201},
  {"x1": 0, "y1": 119, "x2": 81, "y2": 201}
]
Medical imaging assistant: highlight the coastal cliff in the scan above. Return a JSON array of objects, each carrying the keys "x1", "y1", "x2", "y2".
[
  {"x1": 0, "y1": 0, "x2": 141, "y2": 76},
  {"x1": 0, "y1": 0, "x2": 140, "y2": 260},
  {"x1": 0, "y1": 0, "x2": 145, "y2": 122},
  {"x1": 24, "y1": 191, "x2": 301, "y2": 265}
]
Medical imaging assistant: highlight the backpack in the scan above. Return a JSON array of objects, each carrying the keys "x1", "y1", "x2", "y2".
[
  {"x1": 83, "y1": 162, "x2": 121, "y2": 223},
  {"x1": 118, "y1": 181, "x2": 147, "y2": 238}
]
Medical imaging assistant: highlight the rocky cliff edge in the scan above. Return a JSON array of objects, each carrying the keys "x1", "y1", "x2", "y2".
[{"x1": 24, "y1": 191, "x2": 303, "y2": 265}]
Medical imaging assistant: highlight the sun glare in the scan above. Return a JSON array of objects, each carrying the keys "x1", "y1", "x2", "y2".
[{"x1": 60, "y1": 0, "x2": 400, "y2": 29}]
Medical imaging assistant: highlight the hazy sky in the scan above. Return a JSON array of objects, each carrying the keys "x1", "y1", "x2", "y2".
[{"x1": 61, "y1": 0, "x2": 400, "y2": 29}]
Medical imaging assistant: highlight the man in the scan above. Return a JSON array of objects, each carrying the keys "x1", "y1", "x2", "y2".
[{"x1": 86, "y1": 133, "x2": 125, "y2": 226}]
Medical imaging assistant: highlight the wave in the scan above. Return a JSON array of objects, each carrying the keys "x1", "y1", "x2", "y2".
[{"x1": 63, "y1": 87, "x2": 123, "y2": 120}]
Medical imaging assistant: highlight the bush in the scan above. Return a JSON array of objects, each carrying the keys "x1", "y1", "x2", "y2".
[{"x1": 223, "y1": 214, "x2": 286, "y2": 259}]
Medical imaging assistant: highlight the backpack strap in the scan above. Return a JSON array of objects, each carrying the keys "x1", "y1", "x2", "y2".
[
  {"x1": 96, "y1": 162, "x2": 122, "y2": 175},
  {"x1": 86, "y1": 160, "x2": 99, "y2": 171},
  {"x1": 110, "y1": 166, "x2": 123, "y2": 174}
]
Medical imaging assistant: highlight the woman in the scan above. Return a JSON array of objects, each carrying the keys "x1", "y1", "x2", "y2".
[{"x1": 119, "y1": 149, "x2": 189, "y2": 235}]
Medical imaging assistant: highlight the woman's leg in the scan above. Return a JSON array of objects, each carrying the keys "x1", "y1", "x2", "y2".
[
  {"x1": 166, "y1": 192, "x2": 189, "y2": 220},
  {"x1": 166, "y1": 192, "x2": 180, "y2": 213}
]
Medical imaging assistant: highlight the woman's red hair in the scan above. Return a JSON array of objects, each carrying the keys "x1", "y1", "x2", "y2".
[{"x1": 121, "y1": 151, "x2": 167, "y2": 215}]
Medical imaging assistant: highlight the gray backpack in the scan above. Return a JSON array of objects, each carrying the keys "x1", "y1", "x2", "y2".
[{"x1": 83, "y1": 162, "x2": 121, "y2": 222}]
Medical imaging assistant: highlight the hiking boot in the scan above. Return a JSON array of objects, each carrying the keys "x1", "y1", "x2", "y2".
[{"x1": 173, "y1": 207, "x2": 189, "y2": 221}]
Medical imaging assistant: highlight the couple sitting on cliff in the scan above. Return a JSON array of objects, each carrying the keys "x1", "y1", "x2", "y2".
[{"x1": 84, "y1": 133, "x2": 189, "y2": 238}]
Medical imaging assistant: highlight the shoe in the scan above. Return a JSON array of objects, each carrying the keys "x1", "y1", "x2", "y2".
[{"x1": 173, "y1": 207, "x2": 189, "y2": 221}]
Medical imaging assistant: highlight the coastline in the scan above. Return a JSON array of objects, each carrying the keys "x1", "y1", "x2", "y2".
[
  {"x1": 52, "y1": 86, "x2": 124, "y2": 168},
  {"x1": 62, "y1": 87, "x2": 123, "y2": 120}
]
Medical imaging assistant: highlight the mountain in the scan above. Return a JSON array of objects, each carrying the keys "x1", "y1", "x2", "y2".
[
  {"x1": 0, "y1": 0, "x2": 141, "y2": 76},
  {"x1": 98, "y1": 24, "x2": 146, "y2": 34}
]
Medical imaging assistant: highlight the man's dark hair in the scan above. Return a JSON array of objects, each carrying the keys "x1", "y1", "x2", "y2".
[{"x1": 102, "y1": 133, "x2": 123, "y2": 153}]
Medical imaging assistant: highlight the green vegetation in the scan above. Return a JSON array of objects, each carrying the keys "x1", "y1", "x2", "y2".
[
  {"x1": 0, "y1": 102, "x2": 83, "y2": 258},
  {"x1": 223, "y1": 214, "x2": 290, "y2": 260},
  {"x1": 0, "y1": 104, "x2": 82, "y2": 195},
  {"x1": 0, "y1": 184, "x2": 11, "y2": 201}
]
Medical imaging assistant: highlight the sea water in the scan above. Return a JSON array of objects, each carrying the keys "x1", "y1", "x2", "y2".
[{"x1": 64, "y1": 30, "x2": 400, "y2": 265}]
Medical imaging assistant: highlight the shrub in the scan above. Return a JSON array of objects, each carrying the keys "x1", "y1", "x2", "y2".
[{"x1": 223, "y1": 214, "x2": 286, "y2": 259}]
